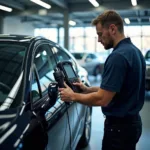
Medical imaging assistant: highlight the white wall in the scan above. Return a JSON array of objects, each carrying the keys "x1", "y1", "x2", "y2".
[{"x1": 3, "y1": 16, "x2": 34, "y2": 36}]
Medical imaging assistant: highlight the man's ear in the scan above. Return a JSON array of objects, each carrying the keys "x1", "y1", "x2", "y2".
[{"x1": 109, "y1": 24, "x2": 116, "y2": 35}]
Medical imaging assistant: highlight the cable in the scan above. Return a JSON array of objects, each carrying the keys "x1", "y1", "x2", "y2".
[
  {"x1": 65, "y1": 103, "x2": 72, "y2": 150},
  {"x1": 61, "y1": 112, "x2": 68, "y2": 150},
  {"x1": 75, "y1": 102, "x2": 79, "y2": 118}
]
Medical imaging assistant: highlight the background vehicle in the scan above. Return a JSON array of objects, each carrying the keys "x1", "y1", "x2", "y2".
[
  {"x1": 145, "y1": 50, "x2": 150, "y2": 90},
  {"x1": 0, "y1": 35, "x2": 92, "y2": 150},
  {"x1": 71, "y1": 52, "x2": 106, "y2": 77}
]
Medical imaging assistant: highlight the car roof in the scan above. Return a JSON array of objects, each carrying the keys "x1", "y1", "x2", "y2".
[{"x1": 0, "y1": 34, "x2": 46, "y2": 43}]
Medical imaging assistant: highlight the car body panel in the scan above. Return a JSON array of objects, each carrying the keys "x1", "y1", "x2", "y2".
[{"x1": 0, "y1": 35, "x2": 92, "y2": 150}]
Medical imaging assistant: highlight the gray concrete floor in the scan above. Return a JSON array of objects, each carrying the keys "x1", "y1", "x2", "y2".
[{"x1": 81, "y1": 75, "x2": 150, "y2": 150}]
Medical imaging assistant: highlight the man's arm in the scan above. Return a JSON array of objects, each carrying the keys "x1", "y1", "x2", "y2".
[
  {"x1": 73, "y1": 81, "x2": 99, "y2": 93},
  {"x1": 84, "y1": 86, "x2": 99, "y2": 93},
  {"x1": 72, "y1": 88, "x2": 116, "y2": 106},
  {"x1": 59, "y1": 83, "x2": 116, "y2": 107}
]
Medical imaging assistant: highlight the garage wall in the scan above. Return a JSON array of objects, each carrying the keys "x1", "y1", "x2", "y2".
[{"x1": 3, "y1": 17, "x2": 34, "y2": 35}]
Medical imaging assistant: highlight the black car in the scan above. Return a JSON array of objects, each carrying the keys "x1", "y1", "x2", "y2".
[
  {"x1": 0, "y1": 35, "x2": 92, "y2": 150},
  {"x1": 145, "y1": 50, "x2": 150, "y2": 90}
]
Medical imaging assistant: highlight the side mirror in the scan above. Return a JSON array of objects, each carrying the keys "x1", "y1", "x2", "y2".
[{"x1": 48, "y1": 82, "x2": 58, "y2": 107}]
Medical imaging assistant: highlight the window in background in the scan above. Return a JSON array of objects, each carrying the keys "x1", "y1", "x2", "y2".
[
  {"x1": 34, "y1": 25, "x2": 150, "y2": 55},
  {"x1": 124, "y1": 26, "x2": 141, "y2": 37},
  {"x1": 59, "y1": 27, "x2": 64, "y2": 47},
  {"x1": 72, "y1": 37, "x2": 84, "y2": 51},
  {"x1": 84, "y1": 27, "x2": 105, "y2": 52},
  {"x1": 142, "y1": 37, "x2": 150, "y2": 55},
  {"x1": 69, "y1": 27, "x2": 84, "y2": 51},
  {"x1": 85, "y1": 27, "x2": 97, "y2": 37},
  {"x1": 130, "y1": 36, "x2": 142, "y2": 50},
  {"x1": 142, "y1": 26, "x2": 150, "y2": 36},
  {"x1": 85, "y1": 37, "x2": 97, "y2": 52},
  {"x1": 34, "y1": 28, "x2": 57, "y2": 43}
]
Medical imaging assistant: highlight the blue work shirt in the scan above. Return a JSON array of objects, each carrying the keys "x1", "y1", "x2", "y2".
[{"x1": 100, "y1": 38, "x2": 146, "y2": 117}]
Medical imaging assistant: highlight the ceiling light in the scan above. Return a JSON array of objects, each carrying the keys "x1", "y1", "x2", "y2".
[
  {"x1": 89, "y1": 0, "x2": 99, "y2": 7},
  {"x1": 0, "y1": 5, "x2": 12, "y2": 12},
  {"x1": 69, "y1": 20, "x2": 76, "y2": 26},
  {"x1": 30, "y1": 0, "x2": 51, "y2": 9},
  {"x1": 124, "y1": 18, "x2": 130, "y2": 24},
  {"x1": 38, "y1": 9, "x2": 47, "y2": 15},
  {"x1": 131, "y1": 0, "x2": 137, "y2": 6}
]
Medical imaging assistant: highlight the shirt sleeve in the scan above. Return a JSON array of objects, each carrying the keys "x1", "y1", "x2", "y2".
[{"x1": 100, "y1": 53, "x2": 128, "y2": 92}]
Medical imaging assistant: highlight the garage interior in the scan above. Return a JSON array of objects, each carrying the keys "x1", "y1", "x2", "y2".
[{"x1": 0, "y1": 0, "x2": 150, "y2": 150}]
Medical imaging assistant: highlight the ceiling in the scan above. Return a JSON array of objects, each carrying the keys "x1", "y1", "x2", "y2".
[{"x1": 0, "y1": 0, "x2": 150, "y2": 28}]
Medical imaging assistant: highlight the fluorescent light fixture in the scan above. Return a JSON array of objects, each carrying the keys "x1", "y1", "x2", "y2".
[
  {"x1": 38, "y1": 9, "x2": 47, "y2": 15},
  {"x1": 131, "y1": 0, "x2": 137, "y2": 6},
  {"x1": 124, "y1": 18, "x2": 130, "y2": 24},
  {"x1": 69, "y1": 20, "x2": 76, "y2": 26},
  {"x1": 89, "y1": 0, "x2": 99, "y2": 7},
  {"x1": 30, "y1": 0, "x2": 51, "y2": 9},
  {"x1": 0, "y1": 5, "x2": 12, "y2": 12}
]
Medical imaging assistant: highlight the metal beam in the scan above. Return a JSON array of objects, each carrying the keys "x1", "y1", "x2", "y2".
[
  {"x1": 21, "y1": 16, "x2": 63, "y2": 25},
  {"x1": 48, "y1": 0, "x2": 68, "y2": 9},
  {"x1": 69, "y1": 1, "x2": 150, "y2": 12},
  {"x1": 73, "y1": 22, "x2": 150, "y2": 27},
  {"x1": 0, "y1": 0, "x2": 24, "y2": 10},
  {"x1": 5, "y1": 6, "x2": 63, "y2": 17}
]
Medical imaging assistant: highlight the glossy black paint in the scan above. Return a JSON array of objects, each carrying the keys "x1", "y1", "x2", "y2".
[{"x1": 0, "y1": 35, "x2": 92, "y2": 150}]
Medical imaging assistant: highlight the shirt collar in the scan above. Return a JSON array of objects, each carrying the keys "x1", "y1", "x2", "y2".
[{"x1": 113, "y1": 37, "x2": 131, "y2": 51}]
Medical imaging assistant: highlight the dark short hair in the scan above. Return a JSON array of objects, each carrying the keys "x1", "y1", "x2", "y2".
[{"x1": 92, "y1": 10, "x2": 124, "y2": 33}]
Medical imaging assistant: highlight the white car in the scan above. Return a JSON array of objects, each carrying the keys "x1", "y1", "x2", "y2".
[{"x1": 72, "y1": 52, "x2": 105, "y2": 77}]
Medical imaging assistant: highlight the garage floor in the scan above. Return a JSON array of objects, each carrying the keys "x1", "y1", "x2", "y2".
[{"x1": 81, "y1": 76, "x2": 150, "y2": 150}]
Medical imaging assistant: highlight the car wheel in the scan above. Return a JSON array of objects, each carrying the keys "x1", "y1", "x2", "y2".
[
  {"x1": 77, "y1": 107, "x2": 92, "y2": 148},
  {"x1": 94, "y1": 65, "x2": 100, "y2": 76}
]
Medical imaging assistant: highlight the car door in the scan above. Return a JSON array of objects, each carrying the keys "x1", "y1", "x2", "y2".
[
  {"x1": 53, "y1": 47, "x2": 86, "y2": 148},
  {"x1": 31, "y1": 43, "x2": 70, "y2": 150}
]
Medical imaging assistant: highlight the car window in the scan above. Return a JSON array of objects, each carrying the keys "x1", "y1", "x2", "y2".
[
  {"x1": 86, "y1": 54, "x2": 92, "y2": 59},
  {"x1": 31, "y1": 71, "x2": 41, "y2": 102},
  {"x1": 145, "y1": 51, "x2": 150, "y2": 59},
  {"x1": 72, "y1": 53, "x2": 84, "y2": 60},
  {"x1": 55, "y1": 47, "x2": 70, "y2": 62},
  {"x1": 91, "y1": 54, "x2": 97, "y2": 59},
  {"x1": 0, "y1": 43, "x2": 26, "y2": 108},
  {"x1": 54, "y1": 48, "x2": 77, "y2": 71},
  {"x1": 33, "y1": 44, "x2": 57, "y2": 99}
]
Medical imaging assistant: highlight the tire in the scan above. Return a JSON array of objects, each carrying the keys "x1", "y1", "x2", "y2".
[
  {"x1": 77, "y1": 107, "x2": 92, "y2": 148},
  {"x1": 93, "y1": 65, "x2": 100, "y2": 76}
]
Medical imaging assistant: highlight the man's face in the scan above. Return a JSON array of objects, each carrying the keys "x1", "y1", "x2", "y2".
[{"x1": 96, "y1": 23, "x2": 114, "y2": 50}]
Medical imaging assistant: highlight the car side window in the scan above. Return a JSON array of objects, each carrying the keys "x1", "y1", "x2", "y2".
[
  {"x1": 31, "y1": 70, "x2": 41, "y2": 102},
  {"x1": 86, "y1": 54, "x2": 91, "y2": 59},
  {"x1": 145, "y1": 51, "x2": 150, "y2": 59},
  {"x1": 52, "y1": 47, "x2": 77, "y2": 71},
  {"x1": 33, "y1": 44, "x2": 57, "y2": 98},
  {"x1": 91, "y1": 54, "x2": 97, "y2": 59}
]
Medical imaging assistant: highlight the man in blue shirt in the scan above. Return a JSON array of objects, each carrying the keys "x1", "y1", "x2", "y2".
[{"x1": 59, "y1": 10, "x2": 145, "y2": 150}]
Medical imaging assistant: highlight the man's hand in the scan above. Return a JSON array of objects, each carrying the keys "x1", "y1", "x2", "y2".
[
  {"x1": 59, "y1": 82, "x2": 75, "y2": 102},
  {"x1": 73, "y1": 79, "x2": 88, "y2": 93}
]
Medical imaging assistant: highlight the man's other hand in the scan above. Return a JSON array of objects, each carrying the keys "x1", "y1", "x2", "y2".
[{"x1": 59, "y1": 82, "x2": 75, "y2": 102}]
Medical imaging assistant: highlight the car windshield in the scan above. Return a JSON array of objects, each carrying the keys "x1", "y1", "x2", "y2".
[
  {"x1": 72, "y1": 53, "x2": 85, "y2": 60},
  {"x1": 0, "y1": 43, "x2": 26, "y2": 107}
]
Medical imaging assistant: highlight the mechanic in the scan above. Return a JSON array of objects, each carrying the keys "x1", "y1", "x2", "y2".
[{"x1": 59, "y1": 10, "x2": 146, "y2": 150}]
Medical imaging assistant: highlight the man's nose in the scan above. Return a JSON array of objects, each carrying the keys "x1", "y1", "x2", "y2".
[{"x1": 98, "y1": 37, "x2": 102, "y2": 43}]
